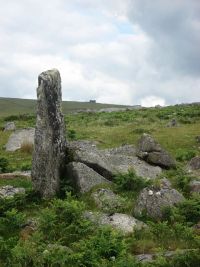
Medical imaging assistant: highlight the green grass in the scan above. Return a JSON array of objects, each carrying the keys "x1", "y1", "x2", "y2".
[
  {"x1": 0, "y1": 102, "x2": 200, "y2": 266},
  {"x1": 1, "y1": 103, "x2": 200, "y2": 171},
  {"x1": 0, "y1": 177, "x2": 32, "y2": 189}
]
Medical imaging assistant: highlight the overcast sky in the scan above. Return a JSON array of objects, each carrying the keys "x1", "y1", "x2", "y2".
[{"x1": 0, "y1": 0, "x2": 200, "y2": 106}]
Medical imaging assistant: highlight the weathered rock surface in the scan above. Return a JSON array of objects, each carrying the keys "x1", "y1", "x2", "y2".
[
  {"x1": 4, "y1": 122, "x2": 16, "y2": 131},
  {"x1": 84, "y1": 211, "x2": 145, "y2": 234},
  {"x1": 104, "y1": 145, "x2": 137, "y2": 156},
  {"x1": 66, "y1": 162, "x2": 110, "y2": 193},
  {"x1": 5, "y1": 128, "x2": 35, "y2": 152},
  {"x1": 134, "y1": 182, "x2": 184, "y2": 219},
  {"x1": 69, "y1": 141, "x2": 162, "y2": 180},
  {"x1": 188, "y1": 156, "x2": 200, "y2": 170},
  {"x1": 91, "y1": 188, "x2": 125, "y2": 212},
  {"x1": 0, "y1": 185, "x2": 25, "y2": 198},
  {"x1": 189, "y1": 180, "x2": 200, "y2": 193},
  {"x1": 31, "y1": 69, "x2": 66, "y2": 198},
  {"x1": 137, "y1": 134, "x2": 176, "y2": 169}
]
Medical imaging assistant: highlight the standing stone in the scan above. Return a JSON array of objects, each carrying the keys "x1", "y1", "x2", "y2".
[{"x1": 31, "y1": 69, "x2": 66, "y2": 198}]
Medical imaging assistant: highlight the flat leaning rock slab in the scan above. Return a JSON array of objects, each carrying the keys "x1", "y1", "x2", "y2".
[
  {"x1": 70, "y1": 142, "x2": 162, "y2": 180},
  {"x1": 66, "y1": 162, "x2": 111, "y2": 193},
  {"x1": 5, "y1": 128, "x2": 35, "y2": 152}
]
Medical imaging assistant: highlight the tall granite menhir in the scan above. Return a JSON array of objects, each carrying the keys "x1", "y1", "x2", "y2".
[{"x1": 32, "y1": 69, "x2": 66, "y2": 197}]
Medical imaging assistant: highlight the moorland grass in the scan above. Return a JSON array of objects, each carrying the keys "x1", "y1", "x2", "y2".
[{"x1": 0, "y1": 102, "x2": 200, "y2": 266}]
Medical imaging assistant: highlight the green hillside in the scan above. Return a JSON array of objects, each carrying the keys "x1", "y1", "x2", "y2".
[{"x1": 0, "y1": 97, "x2": 129, "y2": 117}]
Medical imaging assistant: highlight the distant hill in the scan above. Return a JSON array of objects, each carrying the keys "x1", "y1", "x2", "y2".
[{"x1": 0, "y1": 97, "x2": 131, "y2": 117}]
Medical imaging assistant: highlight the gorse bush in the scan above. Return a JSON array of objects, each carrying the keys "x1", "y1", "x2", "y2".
[
  {"x1": 0, "y1": 157, "x2": 9, "y2": 173},
  {"x1": 177, "y1": 194, "x2": 200, "y2": 224},
  {"x1": 114, "y1": 170, "x2": 151, "y2": 192},
  {"x1": 39, "y1": 195, "x2": 93, "y2": 245}
]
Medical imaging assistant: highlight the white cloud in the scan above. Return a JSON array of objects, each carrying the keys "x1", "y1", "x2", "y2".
[
  {"x1": 0, "y1": 0, "x2": 199, "y2": 105},
  {"x1": 141, "y1": 96, "x2": 166, "y2": 107}
]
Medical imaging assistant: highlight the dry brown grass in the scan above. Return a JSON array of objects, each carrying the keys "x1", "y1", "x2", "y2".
[{"x1": 20, "y1": 141, "x2": 33, "y2": 154}]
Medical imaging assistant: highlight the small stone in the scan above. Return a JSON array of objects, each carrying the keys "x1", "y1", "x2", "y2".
[
  {"x1": 188, "y1": 157, "x2": 200, "y2": 170},
  {"x1": 148, "y1": 190, "x2": 153, "y2": 196},
  {"x1": 91, "y1": 188, "x2": 125, "y2": 212},
  {"x1": 136, "y1": 134, "x2": 176, "y2": 169},
  {"x1": 189, "y1": 180, "x2": 200, "y2": 193},
  {"x1": 134, "y1": 187, "x2": 184, "y2": 219},
  {"x1": 0, "y1": 185, "x2": 25, "y2": 198},
  {"x1": 156, "y1": 191, "x2": 161, "y2": 196},
  {"x1": 196, "y1": 136, "x2": 200, "y2": 143},
  {"x1": 4, "y1": 122, "x2": 16, "y2": 131}
]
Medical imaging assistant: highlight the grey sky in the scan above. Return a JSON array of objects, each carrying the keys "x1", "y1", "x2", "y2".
[{"x1": 0, "y1": 0, "x2": 199, "y2": 106}]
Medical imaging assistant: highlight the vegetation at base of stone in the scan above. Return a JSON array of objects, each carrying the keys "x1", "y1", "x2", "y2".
[
  {"x1": 0, "y1": 103, "x2": 200, "y2": 266},
  {"x1": 114, "y1": 170, "x2": 151, "y2": 192},
  {"x1": 67, "y1": 129, "x2": 77, "y2": 140},
  {"x1": 162, "y1": 194, "x2": 200, "y2": 224}
]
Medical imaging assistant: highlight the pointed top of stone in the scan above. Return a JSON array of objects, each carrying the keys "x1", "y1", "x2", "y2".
[{"x1": 38, "y1": 69, "x2": 61, "y2": 87}]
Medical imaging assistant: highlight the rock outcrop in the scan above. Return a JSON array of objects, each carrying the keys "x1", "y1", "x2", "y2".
[
  {"x1": 136, "y1": 134, "x2": 176, "y2": 169},
  {"x1": 31, "y1": 69, "x2": 66, "y2": 198},
  {"x1": 5, "y1": 128, "x2": 35, "y2": 151},
  {"x1": 188, "y1": 156, "x2": 200, "y2": 170},
  {"x1": 68, "y1": 141, "x2": 162, "y2": 180},
  {"x1": 134, "y1": 179, "x2": 184, "y2": 219},
  {"x1": 84, "y1": 211, "x2": 145, "y2": 234},
  {"x1": 91, "y1": 188, "x2": 125, "y2": 212},
  {"x1": 66, "y1": 162, "x2": 110, "y2": 193},
  {"x1": 189, "y1": 180, "x2": 200, "y2": 193},
  {"x1": 0, "y1": 185, "x2": 25, "y2": 198}
]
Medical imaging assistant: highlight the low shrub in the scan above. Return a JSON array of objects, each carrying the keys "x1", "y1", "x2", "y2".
[
  {"x1": 175, "y1": 149, "x2": 196, "y2": 162},
  {"x1": 67, "y1": 129, "x2": 77, "y2": 140},
  {"x1": 39, "y1": 195, "x2": 92, "y2": 245},
  {"x1": 114, "y1": 170, "x2": 151, "y2": 192}
]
